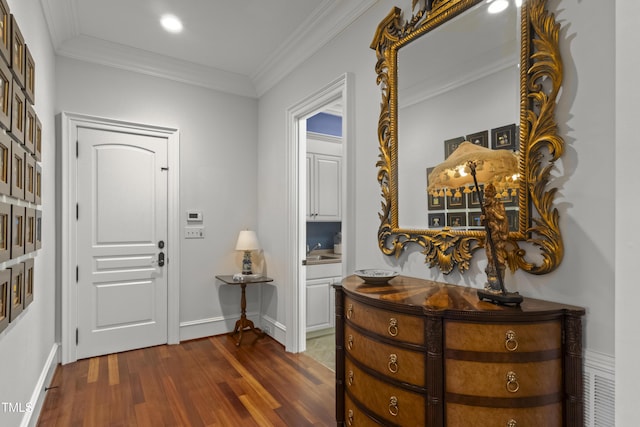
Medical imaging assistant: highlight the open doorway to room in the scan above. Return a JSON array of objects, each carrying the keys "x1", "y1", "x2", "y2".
[{"x1": 285, "y1": 74, "x2": 353, "y2": 362}]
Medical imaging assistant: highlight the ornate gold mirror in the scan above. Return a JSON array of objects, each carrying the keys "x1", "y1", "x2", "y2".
[{"x1": 372, "y1": 0, "x2": 564, "y2": 274}]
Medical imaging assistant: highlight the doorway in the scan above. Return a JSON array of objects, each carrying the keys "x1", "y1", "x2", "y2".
[
  {"x1": 60, "y1": 113, "x2": 181, "y2": 364},
  {"x1": 285, "y1": 74, "x2": 354, "y2": 354}
]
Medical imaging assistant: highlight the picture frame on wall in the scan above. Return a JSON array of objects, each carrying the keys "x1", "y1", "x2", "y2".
[
  {"x1": 428, "y1": 212, "x2": 445, "y2": 228},
  {"x1": 446, "y1": 188, "x2": 467, "y2": 209},
  {"x1": 444, "y1": 136, "x2": 464, "y2": 159},
  {"x1": 507, "y1": 209, "x2": 518, "y2": 231},
  {"x1": 465, "y1": 130, "x2": 489, "y2": 148},
  {"x1": 0, "y1": 0, "x2": 10, "y2": 66},
  {"x1": 0, "y1": 58, "x2": 11, "y2": 131},
  {"x1": 23, "y1": 258, "x2": 33, "y2": 308},
  {"x1": 468, "y1": 184, "x2": 484, "y2": 208},
  {"x1": 500, "y1": 188, "x2": 519, "y2": 207},
  {"x1": 0, "y1": 202, "x2": 9, "y2": 262},
  {"x1": 10, "y1": 15, "x2": 25, "y2": 88},
  {"x1": 0, "y1": 132, "x2": 10, "y2": 195},
  {"x1": 9, "y1": 262, "x2": 23, "y2": 321},
  {"x1": 0, "y1": 268, "x2": 10, "y2": 333},
  {"x1": 491, "y1": 124, "x2": 517, "y2": 150},
  {"x1": 468, "y1": 211, "x2": 483, "y2": 228},
  {"x1": 447, "y1": 212, "x2": 467, "y2": 228},
  {"x1": 427, "y1": 167, "x2": 444, "y2": 210},
  {"x1": 24, "y1": 45, "x2": 34, "y2": 103}
]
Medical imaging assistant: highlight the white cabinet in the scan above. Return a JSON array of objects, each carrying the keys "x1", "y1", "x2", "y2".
[
  {"x1": 306, "y1": 262, "x2": 340, "y2": 333},
  {"x1": 306, "y1": 153, "x2": 341, "y2": 221}
]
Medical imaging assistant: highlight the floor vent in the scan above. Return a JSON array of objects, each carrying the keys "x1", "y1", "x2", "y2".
[{"x1": 584, "y1": 350, "x2": 615, "y2": 427}]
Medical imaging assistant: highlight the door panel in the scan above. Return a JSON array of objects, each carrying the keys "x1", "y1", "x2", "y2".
[{"x1": 76, "y1": 127, "x2": 168, "y2": 359}]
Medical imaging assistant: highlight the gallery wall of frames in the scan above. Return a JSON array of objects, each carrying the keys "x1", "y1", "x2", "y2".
[{"x1": 0, "y1": 0, "x2": 43, "y2": 334}]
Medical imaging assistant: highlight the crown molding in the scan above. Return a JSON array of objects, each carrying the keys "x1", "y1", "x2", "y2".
[{"x1": 40, "y1": 0, "x2": 377, "y2": 98}]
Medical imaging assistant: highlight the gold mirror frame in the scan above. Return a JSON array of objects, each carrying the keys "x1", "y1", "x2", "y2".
[{"x1": 372, "y1": 0, "x2": 563, "y2": 274}]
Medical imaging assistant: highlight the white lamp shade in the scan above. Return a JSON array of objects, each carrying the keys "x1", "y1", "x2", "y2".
[{"x1": 235, "y1": 230, "x2": 260, "y2": 251}]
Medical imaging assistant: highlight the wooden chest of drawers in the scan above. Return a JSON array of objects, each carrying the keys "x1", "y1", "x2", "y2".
[{"x1": 335, "y1": 275, "x2": 584, "y2": 427}]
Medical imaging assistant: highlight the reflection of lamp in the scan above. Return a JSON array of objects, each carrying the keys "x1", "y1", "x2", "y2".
[
  {"x1": 427, "y1": 141, "x2": 523, "y2": 305},
  {"x1": 235, "y1": 230, "x2": 260, "y2": 275}
]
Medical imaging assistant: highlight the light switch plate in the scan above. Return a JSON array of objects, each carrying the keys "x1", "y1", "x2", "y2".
[{"x1": 185, "y1": 226, "x2": 205, "y2": 239}]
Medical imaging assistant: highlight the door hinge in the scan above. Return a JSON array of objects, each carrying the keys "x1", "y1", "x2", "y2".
[
  {"x1": 76, "y1": 328, "x2": 79, "y2": 345},
  {"x1": 76, "y1": 266, "x2": 78, "y2": 282},
  {"x1": 161, "y1": 167, "x2": 169, "y2": 171},
  {"x1": 76, "y1": 141, "x2": 79, "y2": 158},
  {"x1": 76, "y1": 203, "x2": 79, "y2": 220}
]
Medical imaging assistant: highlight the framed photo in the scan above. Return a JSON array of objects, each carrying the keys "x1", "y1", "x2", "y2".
[
  {"x1": 0, "y1": 58, "x2": 11, "y2": 131},
  {"x1": 427, "y1": 167, "x2": 444, "y2": 210},
  {"x1": 25, "y1": 101, "x2": 35, "y2": 154},
  {"x1": 23, "y1": 258, "x2": 33, "y2": 308},
  {"x1": 35, "y1": 113, "x2": 42, "y2": 161},
  {"x1": 25, "y1": 207, "x2": 35, "y2": 254},
  {"x1": 25, "y1": 152, "x2": 35, "y2": 203},
  {"x1": 446, "y1": 188, "x2": 467, "y2": 209},
  {"x1": 24, "y1": 44, "x2": 34, "y2": 103},
  {"x1": 506, "y1": 209, "x2": 518, "y2": 231},
  {"x1": 444, "y1": 136, "x2": 464, "y2": 159},
  {"x1": 10, "y1": 79, "x2": 25, "y2": 143},
  {"x1": 0, "y1": 0, "x2": 10, "y2": 66},
  {"x1": 468, "y1": 184, "x2": 484, "y2": 208},
  {"x1": 491, "y1": 124, "x2": 517, "y2": 150},
  {"x1": 0, "y1": 132, "x2": 10, "y2": 195},
  {"x1": 10, "y1": 15, "x2": 25, "y2": 88},
  {"x1": 447, "y1": 212, "x2": 466, "y2": 228},
  {"x1": 466, "y1": 130, "x2": 489, "y2": 148},
  {"x1": 11, "y1": 204, "x2": 24, "y2": 258},
  {"x1": 0, "y1": 268, "x2": 9, "y2": 333},
  {"x1": 9, "y1": 262, "x2": 23, "y2": 321},
  {"x1": 467, "y1": 211, "x2": 483, "y2": 228},
  {"x1": 35, "y1": 209, "x2": 42, "y2": 250},
  {"x1": 428, "y1": 213, "x2": 445, "y2": 228},
  {"x1": 0, "y1": 202, "x2": 9, "y2": 262},
  {"x1": 500, "y1": 188, "x2": 519, "y2": 207},
  {"x1": 11, "y1": 140, "x2": 25, "y2": 199}
]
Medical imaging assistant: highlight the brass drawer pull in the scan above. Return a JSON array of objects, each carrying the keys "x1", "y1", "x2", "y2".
[
  {"x1": 347, "y1": 409, "x2": 354, "y2": 426},
  {"x1": 507, "y1": 419, "x2": 517, "y2": 427},
  {"x1": 388, "y1": 353, "x2": 398, "y2": 373},
  {"x1": 388, "y1": 318, "x2": 398, "y2": 337},
  {"x1": 388, "y1": 396, "x2": 399, "y2": 416},
  {"x1": 347, "y1": 370, "x2": 354, "y2": 386},
  {"x1": 505, "y1": 330, "x2": 518, "y2": 351},
  {"x1": 506, "y1": 371, "x2": 520, "y2": 393},
  {"x1": 347, "y1": 334, "x2": 354, "y2": 350},
  {"x1": 346, "y1": 303, "x2": 353, "y2": 319}
]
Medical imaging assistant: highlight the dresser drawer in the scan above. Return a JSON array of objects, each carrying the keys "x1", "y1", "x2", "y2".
[
  {"x1": 445, "y1": 321, "x2": 561, "y2": 353},
  {"x1": 446, "y1": 402, "x2": 562, "y2": 427},
  {"x1": 345, "y1": 323, "x2": 425, "y2": 387},
  {"x1": 344, "y1": 295, "x2": 424, "y2": 345},
  {"x1": 446, "y1": 359, "x2": 561, "y2": 398},
  {"x1": 345, "y1": 358, "x2": 425, "y2": 426},
  {"x1": 344, "y1": 394, "x2": 380, "y2": 427}
]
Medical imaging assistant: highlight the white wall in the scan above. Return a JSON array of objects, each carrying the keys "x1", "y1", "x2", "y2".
[
  {"x1": 258, "y1": 0, "x2": 615, "y2": 359},
  {"x1": 55, "y1": 58, "x2": 261, "y2": 340},
  {"x1": 0, "y1": 1, "x2": 57, "y2": 426}
]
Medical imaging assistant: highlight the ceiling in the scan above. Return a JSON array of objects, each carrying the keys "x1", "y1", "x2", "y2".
[{"x1": 40, "y1": 0, "x2": 376, "y2": 98}]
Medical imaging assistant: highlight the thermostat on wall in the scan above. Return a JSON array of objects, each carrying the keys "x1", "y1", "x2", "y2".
[{"x1": 186, "y1": 210, "x2": 203, "y2": 222}]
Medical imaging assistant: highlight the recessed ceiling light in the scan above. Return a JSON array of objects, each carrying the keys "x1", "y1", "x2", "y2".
[
  {"x1": 487, "y1": 0, "x2": 509, "y2": 13},
  {"x1": 160, "y1": 14, "x2": 183, "y2": 33}
]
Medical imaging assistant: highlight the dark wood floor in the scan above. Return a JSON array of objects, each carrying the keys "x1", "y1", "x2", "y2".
[{"x1": 37, "y1": 332, "x2": 336, "y2": 426}]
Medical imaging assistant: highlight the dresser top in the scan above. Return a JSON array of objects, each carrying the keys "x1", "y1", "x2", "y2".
[{"x1": 340, "y1": 275, "x2": 584, "y2": 320}]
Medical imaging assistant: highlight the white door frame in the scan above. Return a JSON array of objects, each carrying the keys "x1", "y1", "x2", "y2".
[
  {"x1": 285, "y1": 73, "x2": 355, "y2": 352},
  {"x1": 60, "y1": 112, "x2": 180, "y2": 364}
]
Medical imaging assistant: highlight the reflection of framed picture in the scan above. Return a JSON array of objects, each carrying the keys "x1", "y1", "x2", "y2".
[
  {"x1": 428, "y1": 213, "x2": 445, "y2": 228},
  {"x1": 444, "y1": 136, "x2": 464, "y2": 159},
  {"x1": 500, "y1": 188, "x2": 519, "y2": 207},
  {"x1": 447, "y1": 212, "x2": 467, "y2": 228},
  {"x1": 468, "y1": 184, "x2": 484, "y2": 208},
  {"x1": 468, "y1": 211, "x2": 483, "y2": 228},
  {"x1": 446, "y1": 188, "x2": 467, "y2": 209},
  {"x1": 427, "y1": 167, "x2": 444, "y2": 210},
  {"x1": 491, "y1": 124, "x2": 517, "y2": 150},
  {"x1": 506, "y1": 209, "x2": 518, "y2": 231},
  {"x1": 466, "y1": 130, "x2": 489, "y2": 148}
]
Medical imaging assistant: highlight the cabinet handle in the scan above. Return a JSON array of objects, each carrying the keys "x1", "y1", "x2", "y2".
[
  {"x1": 507, "y1": 419, "x2": 517, "y2": 427},
  {"x1": 506, "y1": 371, "x2": 520, "y2": 393},
  {"x1": 388, "y1": 354, "x2": 398, "y2": 373},
  {"x1": 388, "y1": 396, "x2": 399, "y2": 416},
  {"x1": 347, "y1": 370, "x2": 354, "y2": 386},
  {"x1": 347, "y1": 409, "x2": 354, "y2": 426},
  {"x1": 505, "y1": 330, "x2": 518, "y2": 351},
  {"x1": 388, "y1": 318, "x2": 398, "y2": 337},
  {"x1": 346, "y1": 303, "x2": 353, "y2": 319},
  {"x1": 347, "y1": 334, "x2": 354, "y2": 350}
]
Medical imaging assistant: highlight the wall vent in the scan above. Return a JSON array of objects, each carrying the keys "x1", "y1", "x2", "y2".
[{"x1": 584, "y1": 350, "x2": 615, "y2": 427}]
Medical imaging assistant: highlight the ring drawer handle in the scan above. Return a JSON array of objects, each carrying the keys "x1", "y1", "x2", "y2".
[
  {"x1": 388, "y1": 396, "x2": 399, "y2": 416},
  {"x1": 507, "y1": 419, "x2": 517, "y2": 427},
  {"x1": 346, "y1": 303, "x2": 353, "y2": 319},
  {"x1": 388, "y1": 318, "x2": 398, "y2": 337},
  {"x1": 388, "y1": 354, "x2": 398, "y2": 373},
  {"x1": 347, "y1": 370, "x2": 354, "y2": 386},
  {"x1": 347, "y1": 334, "x2": 354, "y2": 350},
  {"x1": 347, "y1": 409, "x2": 354, "y2": 426},
  {"x1": 506, "y1": 371, "x2": 520, "y2": 393},
  {"x1": 505, "y1": 330, "x2": 518, "y2": 352}
]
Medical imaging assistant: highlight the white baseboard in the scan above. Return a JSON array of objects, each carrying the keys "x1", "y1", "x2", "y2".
[
  {"x1": 260, "y1": 314, "x2": 286, "y2": 345},
  {"x1": 22, "y1": 343, "x2": 60, "y2": 427}
]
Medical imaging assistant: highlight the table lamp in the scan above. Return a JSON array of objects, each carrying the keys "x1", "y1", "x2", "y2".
[
  {"x1": 235, "y1": 230, "x2": 260, "y2": 275},
  {"x1": 427, "y1": 141, "x2": 523, "y2": 305}
]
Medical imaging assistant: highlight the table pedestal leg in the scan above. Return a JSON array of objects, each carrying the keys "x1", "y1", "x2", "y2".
[{"x1": 230, "y1": 282, "x2": 265, "y2": 346}]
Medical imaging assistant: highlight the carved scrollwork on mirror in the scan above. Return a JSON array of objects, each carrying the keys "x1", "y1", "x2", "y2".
[{"x1": 372, "y1": 0, "x2": 564, "y2": 274}]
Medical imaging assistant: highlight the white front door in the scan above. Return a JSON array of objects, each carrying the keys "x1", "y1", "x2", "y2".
[{"x1": 76, "y1": 126, "x2": 168, "y2": 359}]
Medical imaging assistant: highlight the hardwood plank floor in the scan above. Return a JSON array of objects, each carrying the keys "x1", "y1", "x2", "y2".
[{"x1": 37, "y1": 332, "x2": 336, "y2": 426}]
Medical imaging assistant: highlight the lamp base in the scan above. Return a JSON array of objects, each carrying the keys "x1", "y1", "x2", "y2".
[{"x1": 477, "y1": 289, "x2": 523, "y2": 306}]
